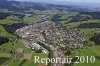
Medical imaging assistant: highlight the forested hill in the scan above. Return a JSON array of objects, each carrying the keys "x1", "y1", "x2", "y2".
[{"x1": 0, "y1": 0, "x2": 20, "y2": 11}]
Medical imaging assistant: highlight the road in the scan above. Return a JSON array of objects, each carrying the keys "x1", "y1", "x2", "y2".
[{"x1": 43, "y1": 43, "x2": 65, "y2": 66}]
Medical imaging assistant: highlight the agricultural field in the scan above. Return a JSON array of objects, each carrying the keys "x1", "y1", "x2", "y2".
[
  {"x1": 72, "y1": 46, "x2": 100, "y2": 66},
  {"x1": 0, "y1": 15, "x2": 48, "y2": 66}
]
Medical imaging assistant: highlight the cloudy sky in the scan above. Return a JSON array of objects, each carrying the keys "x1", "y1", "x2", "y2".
[{"x1": 13, "y1": 0, "x2": 100, "y2": 3}]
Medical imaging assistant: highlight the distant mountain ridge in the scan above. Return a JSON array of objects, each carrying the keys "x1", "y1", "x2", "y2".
[
  {"x1": 0, "y1": 0, "x2": 99, "y2": 13},
  {"x1": 13, "y1": 0, "x2": 100, "y2": 8}
]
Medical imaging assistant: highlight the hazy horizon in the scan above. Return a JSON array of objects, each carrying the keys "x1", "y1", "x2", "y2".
[{"x1": 12, "y1": 0, "x2": 100, "y2": 3}]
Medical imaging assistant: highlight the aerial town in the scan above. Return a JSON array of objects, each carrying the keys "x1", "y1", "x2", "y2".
[
  {"x1": 0, "y1": 0, "x2": 100, "y2": 66},
  {"x1": 15, "y1": 21, "x2": 85, "y2": 66}
]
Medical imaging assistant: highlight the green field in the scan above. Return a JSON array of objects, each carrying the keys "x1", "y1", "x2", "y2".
[
  {"x1": 72, "y1": 46, "x2": 100, "y2": 66},
  {"x1": 0, "y1": 16, "x2": 48, "y2": 66},
  {"x1": 7, "y1": 53, "x2": 48, "y2": 66}
]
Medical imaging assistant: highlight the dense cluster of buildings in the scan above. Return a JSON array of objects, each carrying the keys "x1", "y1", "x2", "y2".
[
  {"x1": 15, "y1": 21, "x2": 85, "y2": 53},
  {"x1": 15, "y1": 21, "x2": 85, "y2": 66}
]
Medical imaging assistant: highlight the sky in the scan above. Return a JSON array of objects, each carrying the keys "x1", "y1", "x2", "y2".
[{"x1": 14, "y1": 0, "x2": 100, "y2": 3}]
